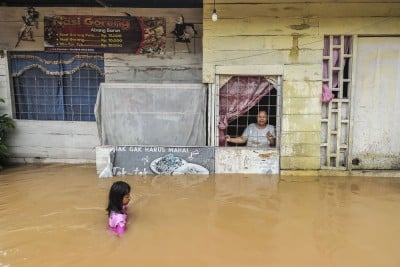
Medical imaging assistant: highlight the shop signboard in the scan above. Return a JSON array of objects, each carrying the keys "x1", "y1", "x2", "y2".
[
  {"x1": 44, "y1": 15, "x2": 166, "y2": 54},
  {"x1": 112, "y1": 146, "x2": 215, "y2": 175}
]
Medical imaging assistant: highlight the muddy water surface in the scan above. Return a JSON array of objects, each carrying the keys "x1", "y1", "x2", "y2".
[{"x1": 1, "y1": 164, "x2": 400, "y2": 267}]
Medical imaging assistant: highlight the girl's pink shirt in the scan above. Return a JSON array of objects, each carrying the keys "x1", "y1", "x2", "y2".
[{"x1": 108, "y1": 205, "x2": 128, "y2": 235}]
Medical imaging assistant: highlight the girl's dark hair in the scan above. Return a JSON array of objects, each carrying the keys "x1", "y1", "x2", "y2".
[{"x1": 106, "y1": 181, "x2": 131, "y2": 216}]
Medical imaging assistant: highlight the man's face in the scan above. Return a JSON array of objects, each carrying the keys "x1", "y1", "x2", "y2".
[{"x1": 257, "y1": 111, "x2": 268, "y2": 126}]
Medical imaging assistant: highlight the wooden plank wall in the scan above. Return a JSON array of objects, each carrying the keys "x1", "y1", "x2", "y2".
[
  {"x1": 0, "y1": 7, "x2": 202, "y2": 163},
  {"x1": 202, "y1": 0, "x2": 400, "y2": 171},
  {"x1": 0, "y1": 7, "x2": 203, "y2": 52}
]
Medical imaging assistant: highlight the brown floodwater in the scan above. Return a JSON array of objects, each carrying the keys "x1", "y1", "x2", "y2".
[{"x1": 1, "y1": 164, "x2": 400, "y2": 267}]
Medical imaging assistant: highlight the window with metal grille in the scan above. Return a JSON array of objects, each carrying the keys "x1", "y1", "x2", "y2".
[
  {"x1": 217, "y1": 75, "x2": 281, "y2": 148},
  {"x1": 9, "y1": 52, "x2": 104, "y2": 121}
]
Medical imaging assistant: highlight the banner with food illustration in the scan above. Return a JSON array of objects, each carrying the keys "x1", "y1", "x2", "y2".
[
  {"x1": 112, "y1": 146, "x2": 214, "y2": 175},
  {"x1": 44, "y1": 15, "x2": 166, "y2": 54}
]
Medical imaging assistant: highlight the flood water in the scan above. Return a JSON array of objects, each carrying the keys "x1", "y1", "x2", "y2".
[{"x1": 1, "y1": 164, "x2": 400, "y2": 267}]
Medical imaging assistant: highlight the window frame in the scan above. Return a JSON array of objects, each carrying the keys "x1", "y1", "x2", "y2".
[
  {"x1": 214, "y1": 73, "x2": 282, "y2": 149},
  {"x1": 8, "y1": 51, "x2": 105, "y2": 122}
]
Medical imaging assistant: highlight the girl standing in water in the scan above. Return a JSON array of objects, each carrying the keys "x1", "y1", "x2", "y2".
[{"x1": 106, "y1": 181, "x2": 131, "y2": 235}]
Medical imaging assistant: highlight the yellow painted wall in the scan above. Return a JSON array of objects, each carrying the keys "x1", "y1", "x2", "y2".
[{"x1": 203, "y1": 0, "x2": 400, "y2": 170}]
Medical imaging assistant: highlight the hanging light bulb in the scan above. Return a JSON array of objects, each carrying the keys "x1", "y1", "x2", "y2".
[
  {"x1": 211, "y1": 0, "x2": 218, "y2": 21},
  {"x1": 212, "y1": 9, "x2": 218, "y2": 21}
]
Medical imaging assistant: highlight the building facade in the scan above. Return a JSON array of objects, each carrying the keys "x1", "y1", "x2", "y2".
[{"x1": 0, "y1": 1, "x2": 399, "y2": 175}]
